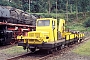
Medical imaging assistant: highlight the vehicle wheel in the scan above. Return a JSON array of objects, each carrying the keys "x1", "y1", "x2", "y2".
[
  {"x1": 29, "y1": 48, "x2": 36, "y2": 52},
  {"x1": 61, "y1": 44, "x2": 65, "y2": 49},
  {"x1": 78, "y1": 39, "x2": 81, "y2": 43},
  {"x1": 23, "y1": 46, "x2": 26, "y2": 50},
  {"x1": 10, "y1": 40, "x2": 15, "y2": 45},
  {"x1": 57, "y1": 46, "x2": 61, "y2": 50},
  {"x1": 54, "y1": 47, "x2": 58, "y2": 51},
  {"x1": 79, "y1": 39, "x2": 82, "y2": 43},
  {"x1": 47, "y1": 49, "x2": 52, "y2": 54},
  {"x1": 1, "y1": 40, "x2": 6, "y2": 46}
]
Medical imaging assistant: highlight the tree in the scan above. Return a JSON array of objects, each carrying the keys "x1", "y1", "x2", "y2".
[
  {"x1": 66, "y1": 0, "x2": 69, "y2": 21},
  {"x1": 0, "y1": 0, "x2": 90, "y2": 13},
  {"x1": 22, "y1": 3, "x2": 29, "y2": 11},
  {"x1": 79, "y1": 0, "x2": 89, "y2": 18},
  {"x1": 76, "y1": 0, "x2": 78, "y2": 20}
]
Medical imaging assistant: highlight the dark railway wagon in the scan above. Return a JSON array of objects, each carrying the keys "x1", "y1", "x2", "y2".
[
  {"x1": 0, "y1": 30, "x2": 13, "y2": 45},
  {"x1": 0, "y1": 6, "x2": 36, "y2": 25},
  {"x1": 0, "y1": 6, "x2": 36, "y2": 45},
  {"x1": 0, "y1": 6, "x2": 10, "y2": 18}
]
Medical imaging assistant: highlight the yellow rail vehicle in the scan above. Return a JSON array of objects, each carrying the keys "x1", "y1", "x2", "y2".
[{"x1": 17, "y1": 18, "x2": 84, "y2": 52}]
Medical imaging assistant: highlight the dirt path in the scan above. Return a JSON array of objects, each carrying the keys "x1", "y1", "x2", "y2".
[{"x1": 57, "y1": 52, "x2": 90, "y2": 60}]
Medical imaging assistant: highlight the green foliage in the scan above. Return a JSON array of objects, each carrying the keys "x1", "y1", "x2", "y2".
[
  {"x1": 0, "y1": 0, "x2": 9, "y2": 6},
  {"x1": 0, "y1": 0, "x2": 22, "y2": 9},
  {"x1": 78, "y1": 0, "x2": 89, "y2": 12},
  {"x1": 22, "y1": 3, "x2": 29, "y2": 11},
  {"x1": 66, "y1": 23, "x2": 86, "y2": 32},
  {"x1": 1, "y1": 0, "x2": 90, "y2": 13},
  {"x1": 84, "y1": 17, "x2": 90, "y2": 27}
]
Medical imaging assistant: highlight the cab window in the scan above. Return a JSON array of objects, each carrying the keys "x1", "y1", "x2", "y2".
[
  {"x1": 52, "y1": 21, "x2": 55, "y2": 26},
  {"x1": 37, "y1": 20, "x2": 50, "y2": 26}
]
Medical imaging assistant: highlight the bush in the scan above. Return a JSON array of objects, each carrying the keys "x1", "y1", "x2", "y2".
[{"x1": 84, "y1": 17, "x2": 90, "y2": 27}]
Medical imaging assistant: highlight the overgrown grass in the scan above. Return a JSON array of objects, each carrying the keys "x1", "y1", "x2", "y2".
[
  {"x1": 31, "y1": 12, "x2": 90, "y2": 21},
  {"x1": 66, "y1": 23, "x2": 86, "y2": 32},
  {"x1": 73, "y1": 40, "x2": 90, "y2": 56},
  {"x1": 0, "y1": 46, "x2": 26, "y2": 55},
  {"x1": 31, "y1": 13, "x2": 65, "y2": 19},
  {"x1": 66, "y1": 23, "x2": 90, "y2": 32}
]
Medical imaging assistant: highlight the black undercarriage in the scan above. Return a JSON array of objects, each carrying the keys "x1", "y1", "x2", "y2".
[{"x1": 18, "y1": 37, "x2": 80, "y2": 52}]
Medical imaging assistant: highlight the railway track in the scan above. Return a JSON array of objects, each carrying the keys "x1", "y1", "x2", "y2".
[
  {"x1": 7, "y1": 50, "x2": 50, "y2": 60},
  {"x1": 7, "y1": 36, "x2": 90, "y2": 60}
]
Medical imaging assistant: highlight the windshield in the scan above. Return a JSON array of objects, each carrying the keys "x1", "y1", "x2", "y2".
[{"x1": 37, "y1": 20, "x2": 50, "y2": 26}]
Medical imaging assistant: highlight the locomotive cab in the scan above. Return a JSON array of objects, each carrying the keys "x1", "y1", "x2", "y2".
[{"x1": 35, "y1": 18, "x2": 57, "y2": 42}]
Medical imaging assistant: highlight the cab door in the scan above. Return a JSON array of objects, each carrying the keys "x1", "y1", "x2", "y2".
[{"x1": 52, "y1": 19, "x2": 57, "y2": 41}]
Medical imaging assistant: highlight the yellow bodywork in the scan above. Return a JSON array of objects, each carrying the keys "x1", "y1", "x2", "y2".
[
  {"x1": 17, "y1": 18, "x2": 57, "y2": 44},
  {"x1": 58, "y1": 19, "x2": 72, "y2": 38},
  {"x1": 36, "y1": 18, "x2": 57, "y2": 42},
  {"x1": 77, "y1": 33, "x2": 84, "y2": 38},
  {"x1": 17, "y1": 18, "x2": 84, "y2": 44},
  {"x1": 65, "y1": 33, "x2": 84, "y2": 40},
  {"x1": 65, "y1": 34, "x2": 76, "y2": 40}
]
